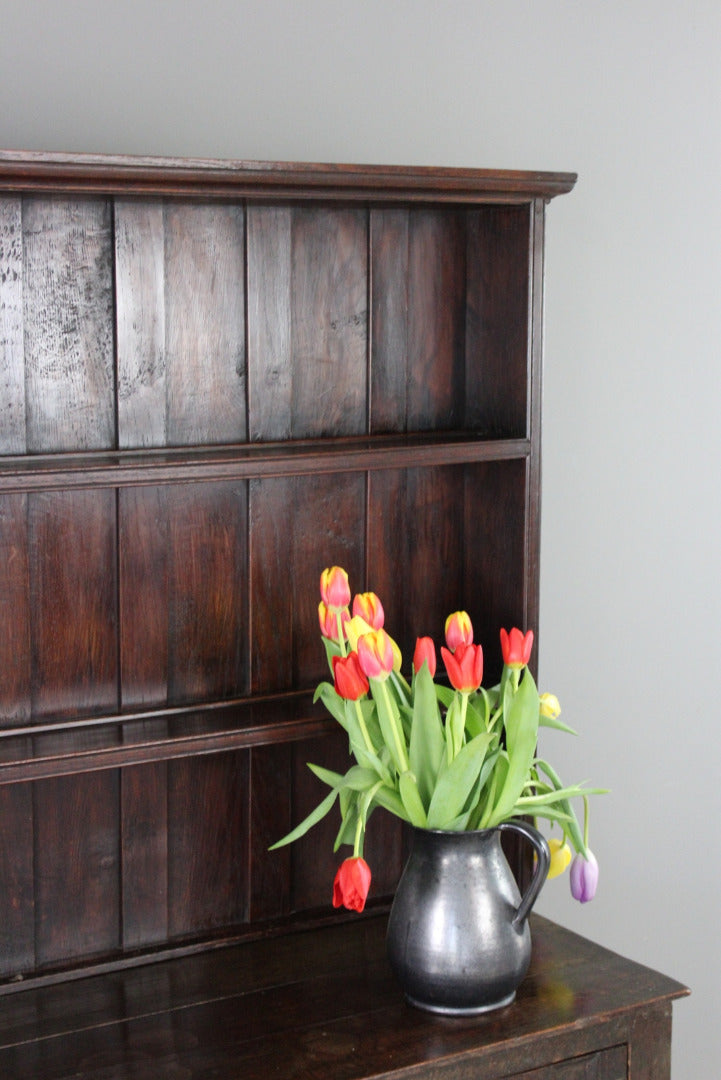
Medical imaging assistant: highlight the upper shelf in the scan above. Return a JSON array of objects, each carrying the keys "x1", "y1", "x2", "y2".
[
  {"x1": 0, "y1": 433, "x2": 531, "y2": 494},
  {"x1": 0, "y1": 150, "x2": 577, "y2": 202}
]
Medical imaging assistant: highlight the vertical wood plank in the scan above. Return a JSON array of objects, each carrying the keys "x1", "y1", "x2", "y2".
[
  {"x1": 115, "y1": 201, "x2": 167, "y2": 448},
  {"x1": 119, "y1": 485, "x2": 170, "y2": 710},
  {"x1": 290, "y1": 473, "x2": 366, "y2": 688},
  {"x1": 463, "y1": 461, "x2": 527, "y2": 682},
  {"x1": 167, "y1": 752, "x2": 249, "y2": 937},
  {"x1": 0, "y1": 781, "x2": 34, "y2": 977},
  {"x1": 22, "y1": 197, "x2": 115, "y2": 452},
  {"x1": 465, "y1": 205, "x2": 530, "y2": 437},
  {"x1": 121, "y1": 762, "x2": 169, "y2": 950},
  {"x1": 248, "y1": 477, "x2": 294, "y2": 694},
  {"x1": 366, "y1": 469, "x2": 410, "y2": 644},
  {"x1": 29, "y1": 489, "x2": 118, "y2": 720},
  {"x1": 249, "y1": 743, "x2": 292, "y2": 922},
  {"x1": 369, "y1": 208, "x2": 408, "y2": 433},
  {"x1": 0, "y1": 197, "x2": 26, "y2": 454},
  {"x1": 407, "y1": 209, "x2": 466, "y2": 431},
  {"x1": 246, "y1": 205, "x2": 292, "y2": 441},
  {"x1": 164, "y1": 202, "x2": 246, "y2": 446},
  {"x1": 290, "y1": 207, "x2": 368, "y2": 438},
  {"x1": 34, "y1": 771, "x2": 121, "y2": 966},
  {"x1": 0, "y1": 494, "x2": 31, "y2": 727},
  {"x1": 166, "y1": 482, "x2": 248, "y2": 704}
]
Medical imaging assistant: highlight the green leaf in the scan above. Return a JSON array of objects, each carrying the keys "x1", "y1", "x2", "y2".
[
  {"x1": 399, "y1": 771, "x2": 428, "y2": 827},
  {"x1": 308, "y1": 762, "x2": 379, "y2": 793},
  {"x1": 485, "y1": 669, "x2": 540, "y2": 826},
  {"x1": 314, "y1": 681, "x2": 348, "y2": 727},
  {"x1": 370, "y1": 784, "x2": 410, "y2": 822},
  {"x1": 409, "y1": 662, "x2": 445, "y2": 808},
  {"x1": 426, "y1": 732, "x2": 494, "y2": 829},
  {"x1": 538, "y1": 713, "x2": 578, "y2": 735},
  {"x1": 268, "y1": 787, "x2": 339, "y2": 849}
]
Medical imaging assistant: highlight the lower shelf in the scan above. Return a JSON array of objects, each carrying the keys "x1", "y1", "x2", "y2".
[{"x1": 0, "y1": 914, "x2": 688, "y2": 1080}]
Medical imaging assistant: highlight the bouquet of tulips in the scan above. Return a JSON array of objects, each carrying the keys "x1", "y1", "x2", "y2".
[{"x1": 271, "y1": 566, "x2": 603, "y2": 913}]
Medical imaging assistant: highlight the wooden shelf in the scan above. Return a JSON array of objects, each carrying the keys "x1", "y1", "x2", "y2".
[
  {"x1": 0, "y1": 434, "x2": 530, "y2": 493},
  {"x1": 0, "y1": 692, "x2": 332, "y2": 785}
]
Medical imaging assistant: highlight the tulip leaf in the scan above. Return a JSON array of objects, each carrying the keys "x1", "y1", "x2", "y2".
[
  {"x1": 485, "y1": 669, "x2": 539, "y2": 826},
  {"x1": 538, "y1": 713, "x2": 578, "y2": 735},
  {"x1": 314, "y1": 681, "x2": 347, "y2": 727},
  {"x1": 399, "y1": 771, "x2": 428, "y2": 828},
  {"x1": 426, "y1": 732, "x2": 494, "y2": 829},
  {"x1": 268, "y1": 787, "x2": 339, "y2": 849},
  {"x1": 308, "y1": 762, "x2": 379, "y2": 793},
  {"x1": 409, "y1": 662, "x2": 445, "y2": 807},
  {"x1": 370, "y1": 784, "x2": 410, "y2": 822}
]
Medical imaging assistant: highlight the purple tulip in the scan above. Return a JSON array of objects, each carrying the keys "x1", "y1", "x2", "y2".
[{"x1": 570, "y1": 850, "x2": 599, "y2": 903}]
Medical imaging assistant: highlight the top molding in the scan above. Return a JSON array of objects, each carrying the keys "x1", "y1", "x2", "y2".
[{"x1": 0, "y1": 150, "x2": 577, "y2": 203}]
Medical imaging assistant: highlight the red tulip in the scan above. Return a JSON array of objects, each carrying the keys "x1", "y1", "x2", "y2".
[
  {"x1": 352, "y1": 591, "x2": 385, "y2": 630},
  {"x1": 320, "y1": 566, "x2": 351, "y2": 609},
  {"x1": 444, "y1": 610, "x2": 474, "y2": 651},
  {"x1": 318, "y1": 601, "x2": 350, "y2": 641},
  {"x1": 332, "y1": 856, "x2": 372, "y2": 912},
  {"x1": 357, "y1": 629, "x2": 395, "y2": 681},
  {"x1": 500, "y1": 627, "x2": 534, "y2": 669},
  {"x1": 441, "y1": 642, "x2": 484, "y2": 692},
  {"x1": 332, "y1": 652, "x2": 370, "y2": 700},
  {"x1": 413, "y1": 636, "x2": 437, "y2": 677}
]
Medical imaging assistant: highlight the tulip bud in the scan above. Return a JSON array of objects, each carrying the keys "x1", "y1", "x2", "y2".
[
  {"x1": 320, "y1": 566, "x2": 351, "y2": 609},
  {"x1": 445, "y1": 611, "x2": 474, "y2": 651},
  {"x1": 539, "y1": 692, "x2": 561, "y2": 720},
  {"x1": 332, "y1": 856, "x2": 372, "y2": 913},
  {"x1": 570, "y1": 850, "x2": 599, "y2": 903},
  {"x1": 413, "y1": 636, "x2": 437, "y2": 678},
  {"x1": 547, "y1": 837, "x2": 572, "y2": 879},
  {"x1": 352, "y1": 592, "x2": 385, "y2": 630},
  {"x1": 356, "y1": 629, "x2": 395, "y2": 681},
  {"x1": 500, "y1": 627, "x2": 534, "y2": 669},
  {"x1": 441, "y1": 642, "x2": 484, "y2": 693},
  {"x1": 332, "y1": 652, "x2": 370, "y2": 701}
]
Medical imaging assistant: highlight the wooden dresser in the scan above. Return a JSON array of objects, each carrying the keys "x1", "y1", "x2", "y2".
[{"x1": 0, "y1": 152, "x2": 687, "y2": 1077}]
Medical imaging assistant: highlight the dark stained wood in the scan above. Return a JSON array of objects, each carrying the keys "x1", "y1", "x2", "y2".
[
  {"x1": 0, "y1": 151, "x2": 578, "y2": 202},
  {"x1": 0, "y1": 197, "x2": 25, "y2": 454},
  {"x1": 0, "y1": 916, "x2": 687, "y2": 1079}
]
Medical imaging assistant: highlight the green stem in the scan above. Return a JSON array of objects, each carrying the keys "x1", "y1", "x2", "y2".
[
  {"x1": 353, "y1": 813, "x2": 364, "y2": 858},
  {"x1": 378, "y1": 678, "x2": 409, "y2": 773},
  {"x1": 335, "y1": 610, "x2": 347, "y2": 657},
  {"x1": 353, "y1": 699, "x2": 377, "y2": 756}
]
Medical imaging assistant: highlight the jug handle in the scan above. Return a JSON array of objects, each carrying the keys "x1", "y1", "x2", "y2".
[{"x1": 498, "y1": 820, "x2": 550, "y2": 928}]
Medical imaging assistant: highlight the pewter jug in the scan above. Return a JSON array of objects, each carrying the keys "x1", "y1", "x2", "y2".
[{"x1": 386, "y1": 821, "x2": 550, "y2": 1014}]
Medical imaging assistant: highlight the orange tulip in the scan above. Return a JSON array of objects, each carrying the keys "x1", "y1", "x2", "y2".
[
  {"x1": 444, "y1": 610, "x2": 474, "y2": 651},
  {"x1": 441, "y1": 642, "x2": 484, "y2": 693},
  {"x1": 320, "y1": 566, "x2": 351, "y2": 609},
  {"x1": 500, "y1": 627, "x2": 534, "y2": 669}
]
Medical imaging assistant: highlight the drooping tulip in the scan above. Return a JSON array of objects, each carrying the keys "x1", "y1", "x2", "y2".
[
  {"x1": 569, "y1": 850, "x2": 599, "y2": 903},
  {"x1": 500, "y1": 627, "x2": 534, "y2": 669},
  {"x1": 444, "y1": 610, "x2": 474, "y2": 651},
  {"x1": 356, "y1": 629, "x2": 395, "y2": 681},
  {"x1": 320, "y1": 566, "x2": 351, "y2": 609},
  {"x1": 413, "y1": 636, "x2": 437, "y2": 678},
  {"x1": 441, "y1": 642, "x2": 484, "y2": 693},
  {"x1": 332, "y1": 856, "x2": 372, "y2": 912},
  {"x1": 539, "y1": 692, "x2": 561, "y2": 720},
  {"x1": 547, "y1": 837, "x2": 572, "y2": 879},
  {"x1": 352, "y1": 592, "x2": 385, "y2": 630},
  {"x1": 332, "y1": 652, "x2": 369, "y2": 701}
]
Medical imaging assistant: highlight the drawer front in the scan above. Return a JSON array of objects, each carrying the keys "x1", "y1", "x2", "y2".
[{"x1": 512, "y1": 1044, "x2": 627, "y2": 1079}]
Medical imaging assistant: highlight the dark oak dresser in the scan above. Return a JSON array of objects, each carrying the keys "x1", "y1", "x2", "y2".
[{"x1": 0, "y1": 152, "x2": 687, "y2": 1077}]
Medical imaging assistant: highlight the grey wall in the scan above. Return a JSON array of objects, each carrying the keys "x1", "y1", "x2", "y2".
[{"x1": 1, "y1": 1, "x2": 719, "y2": 1074}]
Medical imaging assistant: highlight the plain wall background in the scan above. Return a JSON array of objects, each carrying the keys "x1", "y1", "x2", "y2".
[{"x1": 1, "y1": 1, "x2": 719, "y2": 1075}]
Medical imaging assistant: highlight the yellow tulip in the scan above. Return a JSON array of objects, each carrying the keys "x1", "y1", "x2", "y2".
[
  {"x1": 547, "y1": 837, "x2": 572, "y2": 879},
  {"x1": 539, "y1": 692, "x2": 561, "y2": 720}
]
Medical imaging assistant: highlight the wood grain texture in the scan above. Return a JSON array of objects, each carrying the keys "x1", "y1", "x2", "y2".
[
  {"x1": 369, "y1": 208, "x2": 409, "y2": 433},
  {"x1": 22, "y1": 197, "x2": 115, "y2": 452},
  {"x1": 0, "y1": 494, "x2": 30, "y2": 726},
  {"x1": 0, "y1": 197, "x2": 25, "y2": 453},
  {"x1": 290, "y1": 206, "x2": 368, "y2": 438}
]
